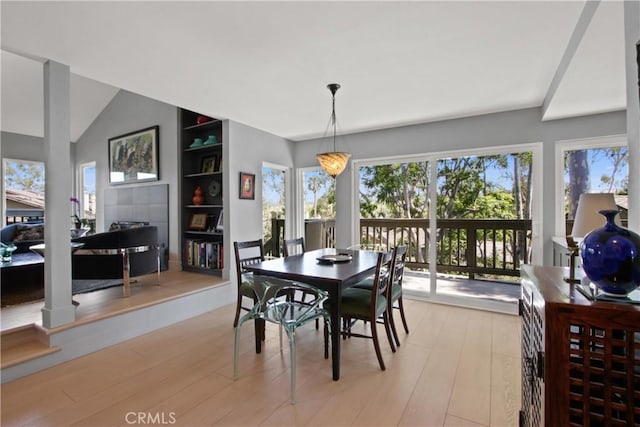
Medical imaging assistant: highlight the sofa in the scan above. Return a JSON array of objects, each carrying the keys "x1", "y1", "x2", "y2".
[
  {"x1": 0, "y1": 222, "x2": 45, "y2": 253},
  {"x1": 71, "y1": 225, "x2": 159, "y2": 291}
]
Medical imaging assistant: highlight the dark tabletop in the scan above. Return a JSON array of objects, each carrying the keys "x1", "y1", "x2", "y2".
[{"x1": 245, "y1": 248, "x2": 380, "y2": 289}]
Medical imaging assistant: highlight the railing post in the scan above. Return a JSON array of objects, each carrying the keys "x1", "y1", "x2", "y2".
[{"x1": 467, "y1": 226, "x2": 476, "y2": 280}]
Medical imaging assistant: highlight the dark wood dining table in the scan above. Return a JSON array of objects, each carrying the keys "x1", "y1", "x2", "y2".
[{"x1": 244, "y1": 247, "x2": 380, "y2": 380}]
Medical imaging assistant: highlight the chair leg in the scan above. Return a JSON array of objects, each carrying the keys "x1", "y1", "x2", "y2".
[
  {"x1": 388, "y1": 311, "x2": 400, "y2": 348},
  {"x1": 397, "y1": 296, "x2": 410, "y2": 334},
  {"x1": 289, "y1": 328, "x2": 296, "y2": 405},
  {"x1": 388, "y1": 304, "x2": 401, "y2": 348},
  {"x1": 233, "y1": 294, "x2": 243, "y2": 327},
  {"x1": 370, "y1": 317, "x2": 386, "y2": 371},
  {"x1": 383, "y1": 312, "x2": 396, "y2": 353},
  {"x1": 233, "y1": 319, "x2": 246, "y2": 380},
  {"x1": 323, "y1": 318, "x2": 330, "y2": 359}
]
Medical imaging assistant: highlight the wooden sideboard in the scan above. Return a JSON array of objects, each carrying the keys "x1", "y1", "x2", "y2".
[{"x1": 519, "y1": 265, "x2": 640, "y2": 426}]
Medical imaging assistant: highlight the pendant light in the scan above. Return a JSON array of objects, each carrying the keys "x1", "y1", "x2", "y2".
[{"x1": 316, "y1": 83, "x2": 351, "y2": 178}]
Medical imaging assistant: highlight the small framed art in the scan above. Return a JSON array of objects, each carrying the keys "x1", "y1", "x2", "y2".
[
  {"x1": 188, "y1": 213, "x2": 208, "y2": 230},
  {"x1": 201, "y1": 155, "x2": 217, "y2": 173},
  {"x1": 239, "y1": 172, "x2": 255, "y2": 200}
]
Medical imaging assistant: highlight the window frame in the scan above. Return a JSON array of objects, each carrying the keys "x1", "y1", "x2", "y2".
[
  {"x1": 77, "y1": 161, "x2": 97, "y2": 225},
  {"x1": 2, "y1": 158, "x2": 46, "y2": 226},
  {"x1": 554, "y1": 134, "x2": 628, "y2": 237}
]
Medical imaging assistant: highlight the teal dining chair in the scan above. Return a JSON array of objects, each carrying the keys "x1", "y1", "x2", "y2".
[
  {"x1": 233, "y1": 239, "x2": 265, "y2": 328},
  {"x1": 282, "y1": 237, "x2": 305, "y2": 257},
  {"x1": 327, "y1": 250, "x2": 396, "y2": 371},
  {"x1": 282, "y1": 237, "x2": 320, "y2": 329},
  {"x1": 233, "y1": 276, "x2": 331, "y2": 405},
  {"x1": 354, "y1": 245, "x2": 409, "y2": 347}
]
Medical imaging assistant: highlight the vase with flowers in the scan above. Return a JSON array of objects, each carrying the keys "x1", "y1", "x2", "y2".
[{"x1": 70, "y1": 197, "x2": 88, "y2": 230}]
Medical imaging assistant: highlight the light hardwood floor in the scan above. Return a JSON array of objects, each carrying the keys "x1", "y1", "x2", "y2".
[
  {"x1": 1, "y1": 298, "x2": 522, "y2": 426},
  {"x1": 1, "y1": 270, "x2": 224, "y2": 332}
]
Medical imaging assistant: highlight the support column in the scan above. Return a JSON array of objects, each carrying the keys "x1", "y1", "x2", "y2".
[
  {"x1": 41, "y1": 60, "x2": 75, "y2": 328},
  {"x1": 624, "y1": 1, "x2": 640, "y2": 231}
]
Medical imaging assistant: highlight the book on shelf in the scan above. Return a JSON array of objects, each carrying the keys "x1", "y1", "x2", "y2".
[{"x1": 184, "y1": 238, "x2": 223, "y2": 269}]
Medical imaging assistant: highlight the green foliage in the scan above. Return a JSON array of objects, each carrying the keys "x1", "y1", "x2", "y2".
[
  {"x1": 564, "y1": 147, "x2": 628, "y2": 218},
  {"x1": 4, "y1": 161, "x2": 45, "y2": 192},
  {"x1": 360, "y1": 155, "x2": 529, "y2": 221},
  {"x1": 360, "y1": 162, "x2": 429, "y2": 219},
  {"x1": 305, "y1": 173, "x2": 335, "y2": 218}
]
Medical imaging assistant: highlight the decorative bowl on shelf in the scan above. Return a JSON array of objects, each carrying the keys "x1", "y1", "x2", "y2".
[
  {"x1": 580, "y1": 210, "x2": 640, "y2": 296},
  {"x1": 189, "y1": 138, "x2": 203, "y2": 148}
]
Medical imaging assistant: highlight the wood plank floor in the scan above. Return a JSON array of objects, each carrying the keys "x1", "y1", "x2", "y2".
[
  {"x1": 1, "y1": 298, "x2": 521, "y2": 426},
  {"x1": 1, "y1": 270, "x2": 224, "y2": 332}
]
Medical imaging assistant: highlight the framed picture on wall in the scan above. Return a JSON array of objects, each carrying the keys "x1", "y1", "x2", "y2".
[
  {"x1": 239, "y1": 172, "x2": 255, "y2": 200},
  {"x1": 108, "y1": 125, "x2": 159, "y2": 184}
]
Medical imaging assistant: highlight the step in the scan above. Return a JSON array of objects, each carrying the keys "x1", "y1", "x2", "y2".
[{"x1": 1, "y1": 324, "x2": 60, "y2": 369}]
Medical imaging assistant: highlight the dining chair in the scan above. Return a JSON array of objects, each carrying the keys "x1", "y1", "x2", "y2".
[
  {"x1": 353, "y1": 245, "x2": 409, "y2": 347},
  {"x1": 282, "y1": 236, "x2": 320, "y2": 329},
  {"x1": 346, "y1": 243, "x2": 385, "y2": 251},
  {"x1": 282, "y1": 237, "x2": 305, "y2": 257},
  {"x1": 233, "y1": 239, "x2": 265, "y2": 327},
  {"x1": 326, "y1": 250, "x2": 396, "y2": 371},
  {"x1": 233, "y1": 276, "x2": 331, "y2": 405}
]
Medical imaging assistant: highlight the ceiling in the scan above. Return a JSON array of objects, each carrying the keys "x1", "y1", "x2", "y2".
[{"x1": 0, "y1": 1, "x2": 627, "y2": 143}]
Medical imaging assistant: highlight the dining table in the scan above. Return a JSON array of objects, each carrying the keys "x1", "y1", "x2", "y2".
[{"x1": 244, "y1": 247, "x2": 380, "y2": 381}]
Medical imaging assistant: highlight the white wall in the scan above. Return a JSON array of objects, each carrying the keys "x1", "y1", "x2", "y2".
[
  {"x1": 294, "y1": 107, "x2": 627, "y2": 266},
  {"x1": 74, "y1": 90, "x2": 179, "y2": 264},
  {"x1": 1, "y1": 131, "x2": 46, "y2": 162},
  {"x1": 226, "y1": 120, "x2": 294, "y2": 282}
]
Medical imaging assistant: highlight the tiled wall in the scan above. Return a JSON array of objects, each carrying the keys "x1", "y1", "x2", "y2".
[{"x1": 104, "y1": 183, "x2": 169, "y2": 270}]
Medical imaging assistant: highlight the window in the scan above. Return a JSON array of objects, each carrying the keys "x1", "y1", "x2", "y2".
[
  {"x1": 2, "y1": 158, "x2": 45, "y2": 225},
  {"x1": 556, "y1": 136, "x2": 628, "y2": 234},
  {"x1": 303, "y1": 169, "x2": 334, "y2": 219},
  {"x1": 262, "y1": 165, "x2": 287, "y2": 257},
  {"x1": 79, "y1": 162, "x2": 96, "y2": 223}
]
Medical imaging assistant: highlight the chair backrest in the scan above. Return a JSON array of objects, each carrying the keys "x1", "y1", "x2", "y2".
[
  {"x1": 370, "y1": 249, "x2": 395, "y2": 307},
  {"x1": 346, "y1": 243, "x2": 385, "y2": 252},
  {"x1": 283, "y1": 237, "x2": 305, "y2": 257},
  {"x1": 234, "y1": 240, "x2": 265, "y2": 283},
  {"x1": 393, "y1": 245, "x2": 408, "y2": 286},
  {"x1": 252, "y1": 277, "x2": 329, "y2": 326}
]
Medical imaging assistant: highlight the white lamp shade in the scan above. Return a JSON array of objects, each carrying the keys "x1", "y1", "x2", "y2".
[{"x1": 571, "y1": 193, "x2": 621, "y2": 238}]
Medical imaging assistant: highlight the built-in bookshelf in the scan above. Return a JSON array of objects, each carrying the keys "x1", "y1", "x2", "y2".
[{"x1": 179, "y1": 109, "x2": 223, "y2": 275}]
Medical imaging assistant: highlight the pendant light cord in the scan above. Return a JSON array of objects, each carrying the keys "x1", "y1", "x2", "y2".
[
  {"x1": 331, "y1": 91, "x2": 337, "y2": 152},
  {"x1": 327, "y1": 83, "x2": 340, "y2": 152}
]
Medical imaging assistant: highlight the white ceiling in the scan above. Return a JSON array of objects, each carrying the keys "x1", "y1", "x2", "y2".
[{"x1": 0, "y1": 1, "x2": 627, "y2": 143}]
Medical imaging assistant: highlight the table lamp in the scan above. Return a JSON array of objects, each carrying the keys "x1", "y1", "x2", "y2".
[{"x1": 565, "y1": 193, "x2": 619, "y2": 284}]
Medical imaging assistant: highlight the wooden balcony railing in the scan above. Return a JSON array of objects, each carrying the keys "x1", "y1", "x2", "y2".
[
  {"x1": 264, "y1": 218, "x2": 336, "y2": 258},
  {"x1": 5, "y1": 209, "x2": 45, "y2": 225},
  {"x1": 358, "y1": 218, "x2": 531, "y2": 279},
  {"x1": 266, "y1": 217, "x2": 531, "y2": 280}
]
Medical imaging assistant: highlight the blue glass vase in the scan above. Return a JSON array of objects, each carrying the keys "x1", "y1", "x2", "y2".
[{"x1": 580, "y1": 210, "x2": 640, "y2": 296}]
